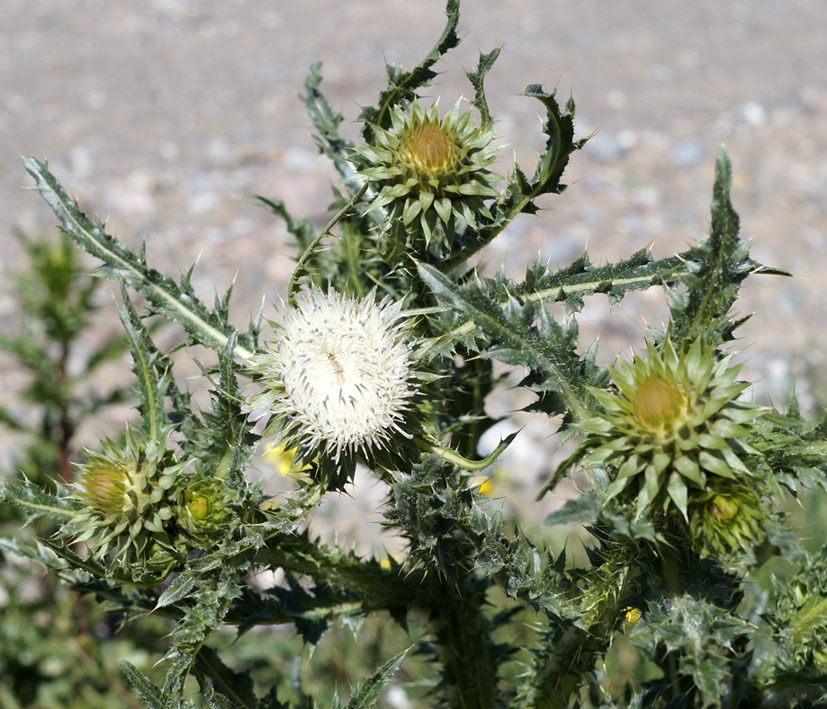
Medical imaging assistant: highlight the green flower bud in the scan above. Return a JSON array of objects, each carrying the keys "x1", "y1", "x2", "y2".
[
  {"x1": 710, "y1": 494, "x2": 739, "y2": 521},
  {"x1": 689, "y1": 484, "x2": 765, "y2": 556},
  {"x1": 355, "y1": 99, "x2": 501, "y2": 251},
  {"x1": 176, "y1": 477, "x2": 235, "y2": 538},
  {"x1": 64, "y1": 426, "x2": 192, "y2": 583},
  {"x1": 187, "y1": 494, "x2": 210, "y2": 521},
  {"x1": 580, "y1": 337, "x2": 763, "y2": 521}
]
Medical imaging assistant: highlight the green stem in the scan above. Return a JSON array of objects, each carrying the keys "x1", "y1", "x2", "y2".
[
  {"x1": 288, "y1": 182, "x2": 368, "y2": 301},
  {"x1": 342, "y1": 224, "x2": 367, "y2": 298},
  {"x1": 413, "y1": 433, "x2": 516, "y2": 471},
  {"x1": 432, "y1": 578, "x2": 499, "y2": 709},
  {"x1": 439, "y1": 202, "x2": 524, "y2": 274}
]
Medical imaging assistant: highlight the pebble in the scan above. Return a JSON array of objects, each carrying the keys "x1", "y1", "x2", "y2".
[
  {"x1": 68, "y1": 146, "x2": 94, "y2": 177},
  {"x1": 587, "y1": 132, "x2": 627, "y2": 163},
  {"x1": 188, "y1": 191, "x2": 219, "y2": 214},
  {"x1": 738, "y1": 100, "x2": 767, "y2": 127},
  {"x1": 104, "y1": 170, "x2": 155, "y2": 214},
  {"x1": 282, "y1": 147, "x2": 319, "y2": 172},
  {"x1": 669, "y1": 141, "x2": 703, "y2": 167}
]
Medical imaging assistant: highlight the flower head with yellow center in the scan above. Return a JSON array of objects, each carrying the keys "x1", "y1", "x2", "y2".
[
  {"x1": 356, "y1": 99, "x2": 501, "y2": 247},
  {"x1": 252, "y1": 288, "x2": 415, "y2": 474},
  {"x1": 65, "y1": 426, "x2": 192, "y2": 582},
  {"x1": 581, "y1": 337, "x2": 763, "y2": 523}
]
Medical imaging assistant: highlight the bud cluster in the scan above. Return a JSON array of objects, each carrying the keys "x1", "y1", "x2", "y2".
[{"x1": 65, "y1": 427, "x2": 236, "y2": 582}]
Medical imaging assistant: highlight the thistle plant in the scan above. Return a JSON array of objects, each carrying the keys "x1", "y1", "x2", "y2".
[{"x1": 3, "y1": 2, "x2": 827, "y2": 707}]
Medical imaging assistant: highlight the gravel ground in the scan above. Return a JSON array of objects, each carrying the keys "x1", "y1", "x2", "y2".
[{"x1": 2, "y1": 1, "x2": 826, "y2": 549}]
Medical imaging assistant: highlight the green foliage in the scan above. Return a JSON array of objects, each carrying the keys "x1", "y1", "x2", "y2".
[
  {"x1": 4, "y1": 2, "x2": 827, "y2": 707},
  {"x1": 0, "y1": 231, "x2": 160, "y2": 706}
]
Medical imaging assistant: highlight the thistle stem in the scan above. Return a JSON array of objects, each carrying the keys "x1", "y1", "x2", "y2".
[
  {"x1": 413, "y1": 433, "x2": 515, "y2": 471},
  {"x1": 287, "y1": 182, "x2": 368, "y2": 301}
]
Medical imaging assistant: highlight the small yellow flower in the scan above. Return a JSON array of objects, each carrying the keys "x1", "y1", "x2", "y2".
[
  {"x1": 623, "y1": 606, "x2": 642, "y2": 625},
  {"x1": 478, "y1": 477, "x2": 495, "y2": 496},
  {"x1": 263, "y1": 442, "x2": 311, "y2": 478}
]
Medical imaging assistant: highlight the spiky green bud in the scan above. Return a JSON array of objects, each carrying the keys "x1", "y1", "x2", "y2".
[
  {"x1": 64, "y1": 426, "x2": 192, "y2": 583},
  {"x1": 581, "y1": 337, "x2": 763, "y2": 522},
  {"x1": 176, "y1": 477, "x2": 235, "y2": 538},
  {"x1": 356, "y1": 100, "x2": 501, "y2": 249},
  {"x1": 689, "y1": 485, "x2": 766, "y2": 556}
]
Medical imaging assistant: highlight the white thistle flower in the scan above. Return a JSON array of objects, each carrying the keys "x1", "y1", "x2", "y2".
[{"x1": 252, "y1": 288, "x2": 415, "y2": 464}]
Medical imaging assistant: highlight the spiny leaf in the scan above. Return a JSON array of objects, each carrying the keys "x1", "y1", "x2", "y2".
[
  {"x1": 155, "y1": 574, "x2": 196, "y2": 610},
  {"x1": 191, "y1": 332, "x2": 258, "y2": 486},
  {"x1": 419, "y1": 263, "x2": 589, "y2": 420},
  {"x1": 194, "y1": 647, "x2": 258, "y2": 709},
  {"x1": 544, "y1": 491, "x2": 603, "y2": 527},
  {"x1": 359, "y1": 0, "x2": 460, "y2": 142},
  {"x1": 302, "y1": 62, "x2": 360, "y2": 190},
  {"x1": 345, "y1": 648, "x2": 409, "y2": 708},
  {"x1": 121, "y1": 662, "x2": 166, "y2": 709},
  {"x1": 668, "y1": 148, "x2": 788, "y2": 347},
  {"x1": 22, "y1": 156, "x2": 256, "y2": 363},
  {"x1": 116, "y1": 287, "x2": 169, "y2": 440},
  {"x1": 158, "y1": 567, "x2": 241, "y2": 700},
  {"x1": 516, "y1": 622, "x2": 604, "y2": 709},
  {"x1": 515, "y1": 248, "x2": 685, "y2": 312},
  {"x1": 627, "y1": 594, "x2": 754, "y2": 707},
  {"x1": 465, "y1": 47, "x2": 501, "y2": 129},
  {"x1": 440, "y1": 83, "x2": 587, "y2": 272},
  {"x1": 0, "y1": 477, "x2": 79, "y2": 522}
]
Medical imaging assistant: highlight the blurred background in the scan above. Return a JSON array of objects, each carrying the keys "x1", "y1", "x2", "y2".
[
  {"x1": 3, "y1": 0, "x2": 827, "y2": 395},
  {"x1": 4, "y1": 0, "x2": 827, "y2": 508},
  {"x1": 2, "y1": 1, "x2": 827, "y2": 705}
]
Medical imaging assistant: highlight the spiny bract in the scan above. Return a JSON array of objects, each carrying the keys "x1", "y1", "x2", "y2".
[
  {"x1": 356, "y1": 99, "x2": 500, "y2": 247},
  {"x1": 251, "y1": 288, "x2": 415, "y2": 468},
  {"x1": 581, "y1": 337, "x2": 764, "y2": 526}
]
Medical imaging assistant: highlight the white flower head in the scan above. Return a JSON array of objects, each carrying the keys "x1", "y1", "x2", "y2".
[{"x1": 254, "y1": 288, "x2": 415, "y2": 465}]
